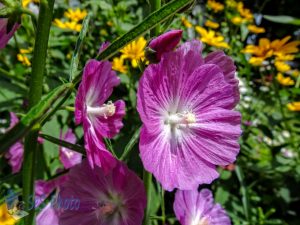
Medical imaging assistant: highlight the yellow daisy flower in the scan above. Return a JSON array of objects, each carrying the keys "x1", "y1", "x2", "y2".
[
  {"x1": 0, "y1": 203, "x2": 16, "y2": 225},
  {"x1": 120, "y1": 37, "x2": 147, "y2": 68},
  {"x1": 275, "y1": 61, "x2": 291, "y2": 73},
  {"x1": 64, "y1": 8, "x2": 87, "y2": 22},
  {"x1": 247, "y1": 25, "x2": 265, "y2": 34},
  {"x1": 112, "y1": 57, "x2": 127, "y2": 73},
  {"x1": 195, "y1": 26, "x2": 229, "y2": 49},
  {"x1": 207, "y1": 0, "x2": 224, "y2": 13},
  {"x1": 287, "y1": 102, "x2": 300, "y2": 111},
  {"x1": 276, "y1": 73, "x2": 294, "y2": 86},
  {"x1": 205, "y1": 20, "x2": 219, "y2": 29}
]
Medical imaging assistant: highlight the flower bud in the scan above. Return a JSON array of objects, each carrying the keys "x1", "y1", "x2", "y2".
[{"x1": 147, "y1": 29, "x2": 183, "y2": 62}]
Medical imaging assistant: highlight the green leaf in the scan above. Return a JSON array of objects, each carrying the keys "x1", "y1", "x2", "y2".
[
  {"x1": 0, "y1": 83, "x2": 71, "y2": 154},
  {"x1": 120, "y1": 127, "x2": 141, "y2": 160},
  {"x1": 263, "y1": 15, "x2": 300, "y2": 25},
  {"x1": 69, "y1": 15, "x2": 91, "y2": 81},
  {"x1": 97, "y1": 0, "x2": 194, "y2": 60},
  {"x1": 39, "y1": 134, "x2": 86, "y2": 155}
]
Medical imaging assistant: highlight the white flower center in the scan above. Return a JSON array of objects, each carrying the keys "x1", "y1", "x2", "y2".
[
  {"x1": 87, "y1": 101, "x2": 116, "y2": 119},
  {"x1": 98, "y1": 202, "x2": 116, "y2": 216},
  {"x1": 165, "y1": 112, "x2": 196, "y2": 126}
]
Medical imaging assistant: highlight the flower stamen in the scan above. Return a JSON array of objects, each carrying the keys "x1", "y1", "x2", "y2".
[
  {"x1": 165, "y1": 112, "x2": 196, "y2": 126},
  {"x1": 87, "y1": 101, "x2": 116, "y2": 119}
]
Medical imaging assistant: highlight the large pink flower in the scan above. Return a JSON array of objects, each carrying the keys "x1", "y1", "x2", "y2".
[
  {"x1": 55, "y1": 160, "x2": 146, "y2": 225},
  {"x1": 0, "y1": 4, "x2": 19, "y2": 49},
  {"x1": 174, "y1": 189, "x2": 231, "y2": 225},
  {"x1": 137, "y1": 40, "x2": 241, "y2": 191},
  {"x1": 75, "y1": 59, "x2": 126, "y2": 170}
]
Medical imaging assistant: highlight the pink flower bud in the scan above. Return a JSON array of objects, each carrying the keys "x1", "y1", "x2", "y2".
[{"x1": 148, "y1": 29, "x2": 183, "y2": 61}]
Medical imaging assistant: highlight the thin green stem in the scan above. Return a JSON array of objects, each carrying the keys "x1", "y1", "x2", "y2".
[
  {"x1": 143, "y1": 169, "x2": 153, "y2": 225},
  {"x1": 23, "y1": 1, "x2": 55, "y2": 224},
  {"x1": 161, "y1": 189, "x2": 166, "y2": 225},
  {"x1": 150, "y1": 0, "x2": 161, "y2": 36}
]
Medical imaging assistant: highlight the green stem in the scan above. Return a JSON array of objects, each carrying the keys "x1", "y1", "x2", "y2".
[
  {"x1": 143, "y1": 169, "x2": 153, "y2": 225},
  {"x1": 144, "y1": 2, "x2": 161, "y2": 225},
  {"x1": 23, "y1": 1, "x2": 55, "y2": 224},
  {"x1": 150, "y1": 0, "x2": 161, "y2": 36},
  {"x1": 161, "y1": 189, "x2": 166, "y2": 225}
]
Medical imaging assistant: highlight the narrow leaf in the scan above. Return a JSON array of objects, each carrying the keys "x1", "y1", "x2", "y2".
[
  {"x1": 40, "y1": 134, "x2": 86, "y2": 155},
  {"x1": 69, "y1": 15, "x2": 91, "y2": 81},
  {"x1": 263, "y1": 15, "x2": 300, "y2": 25},
  {"x1": 120, "y1": 127, "x2": 141, "y2": 160}
]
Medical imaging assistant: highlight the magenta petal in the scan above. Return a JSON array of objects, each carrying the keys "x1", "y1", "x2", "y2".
[
  {"x1": 0, "y1": 18, "x2": 19, "y2": 49},
  {"x1": 174, "y1": 189, "x2": 231, "y2": 225},
  {"x1": 139, "y1": 126, "x2": 219, "y2": 191},
  {"x1": 93, "y1": 100, "x2": 126, "y2": 138},
  {"x1": 5, "y1": 142, "x2": 23, "y2": 174},
  {"x1": 59, "y1": 129, "x2": 82, "y2": 169},
  {"x1": 149, "y1": 29, "x2": 183, "y2": 60},
  {"x1": 36, "y1": 203, "x2": 59, "y2": 225},
  {"x1": 83, "y1": 119, "x2": 116, "y2": 172},
  {"x1": 205, "y1": 50, "x2": 239, "y2": 105}
]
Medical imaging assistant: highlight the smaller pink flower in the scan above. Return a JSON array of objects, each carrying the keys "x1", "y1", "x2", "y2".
[
  {"x1": 174, "y1": 189, "x2": 231, "y2": 225},
  {"x1": 59, "y1": 129, "x2": 82, "y2": 169},
  {"x1": 75, "y1": 59, "x2": 126, "y2": 170},
  {"x1": 35, "y1": 175, "x2": 68, "y2": 207},
  {"x1": 5, "y1": 112, "x2": 23, "y2": 173},
  {"x1": 148, "y1": 29, "x2": 182, "y2": 61}
]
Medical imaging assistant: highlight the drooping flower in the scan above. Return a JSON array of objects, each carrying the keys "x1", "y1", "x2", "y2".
[
  {"x1": 75, "y1": 59, "x2": 126, "y2": 170},
  {"x1": 174, "y1": 189, "x2": 231, "y2": 225},
  {"x1": 137, "y1": 40, "x2": 241, "y2": 191},
  {"x1": 0, "y1": 4, "x2": 19, "y2": 49},
  {"x1": 205, "y1": 20, "x2": 219, "y2": 29},
  {"x1": 247, "y1": 25, "x2": 265, "y2": 34},
  {"x1": 237, "y1": 2, "x2": 253, "y2": 21},
  {"x1": 120, "y1": 37, "x2": 147, "y2": 68},
  {"x1": 0, "y1": 203, "x2": 16, "y2": 225},
  {"x1": 148, "y1": 29, "x2": 183, "y2": 61},
  {"x1": 5, "y1": 113, "x2": 23, "y2": 174},
  {"x1": 195, "y1": 27, "x2": 230, "y2": 49},
  {"x1": 55, "y1": 160, "x2": 146, "y2": 225},
  {"x1": 59, "y1": 129, "x2": 82, "y2": 169},
  {"x1": 287, "y1": 102, "x2": 300, "y2": 111},
  {"x1": 181, "y1": 17, "x2": 193, "y2": 28},
  {"x1": 207, "y1": 0, "x2": 224, "y2": 13},
  {"x1": 231, "y1": 16, "x2": 246, "y2": 25}
]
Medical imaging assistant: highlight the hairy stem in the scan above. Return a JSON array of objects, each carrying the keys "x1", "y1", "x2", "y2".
[{"x1": 23, "y1": 0, "x2": 55, "y2": 224}]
